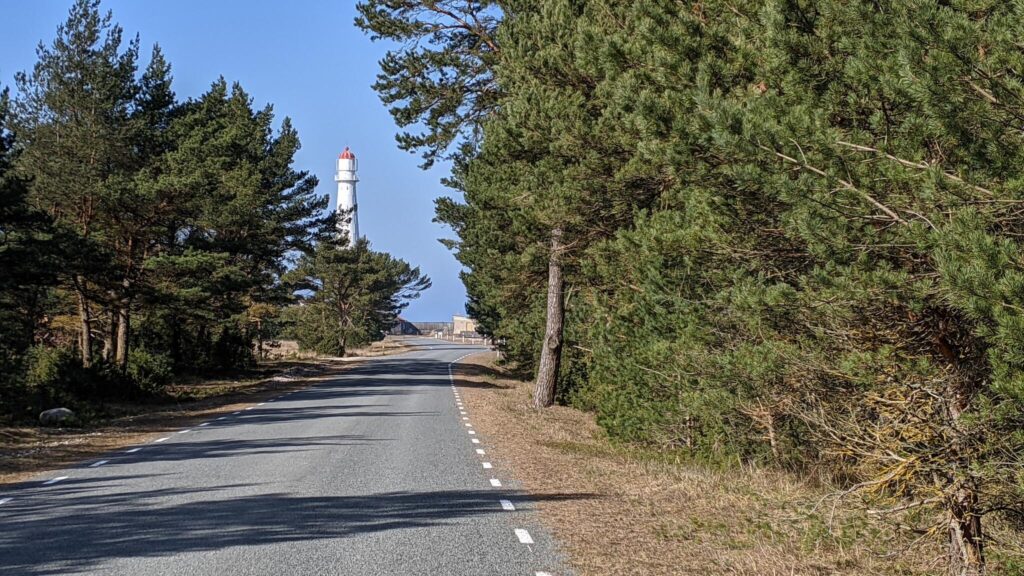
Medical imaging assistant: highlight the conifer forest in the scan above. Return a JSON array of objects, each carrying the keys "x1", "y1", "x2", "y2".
[{"x1": 359, "y1": 1, "x2": 1024, "y2": 573}]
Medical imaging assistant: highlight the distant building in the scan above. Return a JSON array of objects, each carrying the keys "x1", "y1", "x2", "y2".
[
  {"x1": 411, "y1": 321, "x2": 452, "y2": 335},
  {"x1": 388, "y1": 317, "x2": 420, "y2": 336},
  {"x1": 453, "y1": 315, "x2": 478, "y2": 336}
]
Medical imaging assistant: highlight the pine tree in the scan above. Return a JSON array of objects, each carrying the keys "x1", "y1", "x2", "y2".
[
  {"x1": 0, "y1": 87, "x2": 65, "y2": 400},
  {"x1": 143, "y1": 78, "x2": 330, "y2": 370},
  {"x1": 440, "y1": 0, "x2": 668, "y2": 406},
  {"x1": 13, "y1": 0, "x2": 140, "y2": 368},
  {"x1": 354, "y1": 0, "x2": 502, "y2": 167},
  {"x1": 285, "y1": 237, "x2": 431, "y2": 356}
]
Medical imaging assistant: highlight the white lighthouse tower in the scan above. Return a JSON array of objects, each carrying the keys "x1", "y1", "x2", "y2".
[{"x1": 334, "y1": 147, "x2": 359, "y2": 245}]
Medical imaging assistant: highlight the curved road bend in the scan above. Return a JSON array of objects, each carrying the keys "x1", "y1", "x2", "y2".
[{"x1": 0, "y1": 338, "x2": 569, "y2": 576}]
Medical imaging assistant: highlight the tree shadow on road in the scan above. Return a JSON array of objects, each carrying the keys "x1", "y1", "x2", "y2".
[{"x1": 0, "y1": 481, "x2": 595, "y2": 575}]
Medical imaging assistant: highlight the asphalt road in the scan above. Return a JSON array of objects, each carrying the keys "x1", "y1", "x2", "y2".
[{"x1": 0, "y1": 339, "x2": 569, "y2": 576}]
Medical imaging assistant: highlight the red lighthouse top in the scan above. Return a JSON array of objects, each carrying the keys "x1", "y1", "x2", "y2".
[{"x1": 339, "y1": 147, "x2": 355, "y2": 159}]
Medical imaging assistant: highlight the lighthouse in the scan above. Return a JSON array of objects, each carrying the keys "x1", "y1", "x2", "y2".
[{"x1": 334, "y1": 147, "x2": 359, "y2": 245}]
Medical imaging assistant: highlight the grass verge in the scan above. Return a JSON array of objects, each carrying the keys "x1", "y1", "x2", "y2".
[
  {"x1": 452, "y1": 353, "x2": 937, "y2": 576},
  {"x1": 0, "y1": 337, "x2": 420, "y2": 486},
  {"x1": 0, "y1": 360, "x2": 334, "y2": 485},
  {"x1": 0, "y1": 334, "x2": 423, "y2": 481}
]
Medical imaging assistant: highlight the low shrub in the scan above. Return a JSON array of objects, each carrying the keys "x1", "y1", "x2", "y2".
[{"x1": 126, "y1": 347, "x2": 173, "y2": 393}]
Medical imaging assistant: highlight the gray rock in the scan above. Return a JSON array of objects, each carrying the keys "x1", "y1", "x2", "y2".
[{"x1": 39, "y1": 407, "x2": 74, "y2": 426}]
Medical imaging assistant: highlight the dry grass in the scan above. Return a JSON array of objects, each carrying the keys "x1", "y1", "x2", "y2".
[
  {"x1": 453, "y1": 353, "x2": 937, "y2": 576},
  {"x1": 0, "y1": 361, "x2": 340, "y2": 485},
  {"x1": 0, "y1": 337, "x2": 419, "y2": 486}
]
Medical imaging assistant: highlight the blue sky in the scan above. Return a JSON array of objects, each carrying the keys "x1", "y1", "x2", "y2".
[{"x1": 0, "y1": 0, "x2": 467, "y2": 322}]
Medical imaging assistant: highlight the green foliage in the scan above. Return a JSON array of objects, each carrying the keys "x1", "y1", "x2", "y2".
[
  {"x1": 376, "y1": 0, "x2": 1024, "y2": 569},
  {"x1": 285, "y1": 237, "x2": 431, "y2": 356},
  {"x1": 0, "y1": 0, "x2": 334, "y2": 419},
  {"x1": 125, "y1": 348, "x2": 173, "y2": 393},
  {"x1": 22, "y1": 346, "x2": 106, "y2": 415},
  {"x1": 355, "y1": 0, "x2": 501, "y2": 167}
]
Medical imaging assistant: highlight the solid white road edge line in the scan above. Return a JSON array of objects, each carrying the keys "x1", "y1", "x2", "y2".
[{"x1": 515, "y1": 528, "x2": 534, "y2": 544}]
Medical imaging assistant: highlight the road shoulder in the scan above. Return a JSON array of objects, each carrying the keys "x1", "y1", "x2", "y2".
[
  {"x1": 451, "y1": 353, "x2": 933, "y2": 576},
  {"x1": 0, "y1": 362, "x2": 347, "y2": 485}
]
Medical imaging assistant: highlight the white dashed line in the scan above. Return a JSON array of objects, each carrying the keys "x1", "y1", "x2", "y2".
[
  {"x1": 490, "y1": 478, "x2": 502, "y2": 487},
  {"x1": 482, "y1": 462, "x2": 492, "y2": 469},
  {"x1": 460, "y1": 411, "x2": 467, "y2": 415},
  {"x1": 178, "y1": 430, "x2": 190, "y2": 434},
  {"x1": 89, "y1": 460, "x2": 108, "y2": 468},
  {"x1": 468, "y1": 430, "x2": 476, "y2": 435},
  {"x1": 244, "y1": 407, "x2": 253, "y2": 411},
  {"x1": 217, "y1": 417, "x2": 226, "y2": 420},
  {"x1": 199, "y1": 423, "x2": 209, "y2": 427},
  {"x1": 462, "y1": 417, "x2": 469, "y2": 420},
  {"x1": 476, "y1": 449, "x2": 485, "y2": 455},
  {"x1": 472, "y1": 439, "x2": 480, "y2": 444},
  {"x1": 536, "y1": 572, "x2": 553, "y2": 576},
  {"x1": 500, "y1": 499, "x2": 516, "y2": 511},
  {"x1": 43, "y1": 476, "x2": 68, "y2": 485},
  {"x1": 154, "y1": 437, "x2": 170, "y2": 443},
  {"x1": 232, "y1": 412, "x2": 240, "y2": 415},
  {"x1": 465, "y1": 423, "x2": 472, "y2": 427},
  {"x1": 0, "y1": 498, "x2": 11, "y2": 506},
  {"x1": 258, "y1": 403, "x2": 265, "y2": 406},
  {"x1": 515, "y1": 529, "x2": 534, "y2": 544},
  {"x1": 125, "y1": 448, "x2": 141, "y2": 454}
]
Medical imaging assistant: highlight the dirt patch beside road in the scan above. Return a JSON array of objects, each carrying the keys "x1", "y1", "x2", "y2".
[
  {"x1": 0, "y1": 361, "x2": 336, "y2": 485},
  {"x1": 0, "y1": 337, "x2": 423, "y2": 486},
  {"x1": 451, "y1": 353, "x2": 934, "y2": 576}
]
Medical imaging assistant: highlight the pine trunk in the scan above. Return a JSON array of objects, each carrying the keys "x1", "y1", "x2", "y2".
[
  {"x1": 256, "y1": 320, "x2": 264, "y2": 361},
  {"x1": 115, "y1": 305, "x2": 129, "y2": 370},
  {"x1": 942, "y1": 340, "x2": 985, "y2": 576},
  {"x1": 533, "y1": 227, "x2": 565, "y2": 408},
  {"x1": 948, "y1": 485, "x2": 985, "y2": 576},
  {"x1": 338, "y1": 314, "x2": 348, "y2": 358},
  {"x1": 76, "y1": 284, "x2": 93, "y2": 368},
  {"x1": 102, "y1": 308, "x2": 115, "y2": 362}
]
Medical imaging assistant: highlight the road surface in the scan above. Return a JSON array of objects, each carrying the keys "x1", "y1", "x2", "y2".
[{"x1": 0, "y1": 339, "x2": 567, "y2": 576}]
